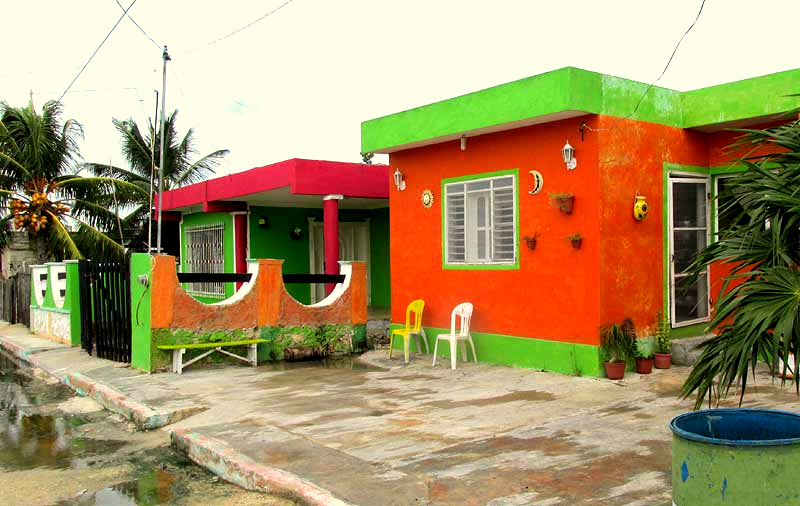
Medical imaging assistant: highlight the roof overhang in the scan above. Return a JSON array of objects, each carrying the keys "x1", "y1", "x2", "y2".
[
  {"x1": 361, "y1": 67, "x2": 800, "y2": 154},
  {"x1": 157, "y1": 158, "x2": 389, "y2": 213}
]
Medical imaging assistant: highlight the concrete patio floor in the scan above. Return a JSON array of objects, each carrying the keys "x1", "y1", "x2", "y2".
[{"x1": 2, "y1": 322, "x2": 799, "y2": 505}]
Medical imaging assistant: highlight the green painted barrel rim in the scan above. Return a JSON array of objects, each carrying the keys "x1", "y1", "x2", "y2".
[{"x1": 671, "y1": 408, "x2": 800, "y2": 447}]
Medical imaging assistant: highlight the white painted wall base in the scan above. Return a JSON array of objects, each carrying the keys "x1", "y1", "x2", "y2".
[{"x1": 30, "y1": 308, "x2": 71, "y2": 344}]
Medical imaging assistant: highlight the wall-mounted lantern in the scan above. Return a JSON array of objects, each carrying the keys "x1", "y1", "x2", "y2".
[
  {"x1": 634, "y1": 194, "x2": 649, "y2": 221},
  {"x1": 562, "y1": 141, "x2": 577, "y2": 170},
  {"x1": 393, "y1": 168, "x2": 406, "y2": 191}
]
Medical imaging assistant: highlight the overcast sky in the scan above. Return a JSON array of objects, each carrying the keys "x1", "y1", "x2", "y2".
[{"x1": 3, "y1": 0, "x2": 798, "y2": 177}]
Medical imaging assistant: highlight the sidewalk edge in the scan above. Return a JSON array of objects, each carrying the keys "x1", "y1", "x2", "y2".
[{"x1": 171, "y1": 429, "x2": 354, "y2": 506}]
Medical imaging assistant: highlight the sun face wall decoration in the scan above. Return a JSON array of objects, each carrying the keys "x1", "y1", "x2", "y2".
[{"x1": 421, "y1": 189, "x2": 434, "y2": 208}]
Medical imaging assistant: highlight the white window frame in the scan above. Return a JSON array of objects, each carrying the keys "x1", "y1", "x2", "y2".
[
  {"x1": 184, "y1": 224, "x2": 225, "y2": 297},
  {"x1": 443, "y1": 172, "x2": 517, "y2": 268}
]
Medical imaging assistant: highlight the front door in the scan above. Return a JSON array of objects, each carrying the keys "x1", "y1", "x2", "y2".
[
  {"x1": 310, "y1": 221, "x2": 370, "y2": 304},
  {"x1": 669, "y1": 176, "x2": 710, "y2": 326}
]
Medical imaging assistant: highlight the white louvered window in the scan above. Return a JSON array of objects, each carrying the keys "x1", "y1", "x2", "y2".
[
  {"x1": 444, "y1": 174, "x2": 516, "y2": 266},
  {"x1": 185, "y1": 224, "x2": 225, "y2": 296}
]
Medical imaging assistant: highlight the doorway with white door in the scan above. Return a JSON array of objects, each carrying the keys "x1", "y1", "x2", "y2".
[
  {"x1": 309, "y1": 219, "x2": 371, "y2": 304},
  {"x1": 668, "y1": 175, "x2": 711, "y2": 327}
]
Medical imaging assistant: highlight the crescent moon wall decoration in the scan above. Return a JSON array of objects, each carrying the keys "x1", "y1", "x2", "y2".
[{"x1": 528, "y1": 170, "x2": 544, "y2": 195}]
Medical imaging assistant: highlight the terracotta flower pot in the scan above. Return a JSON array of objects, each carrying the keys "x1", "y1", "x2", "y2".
[
  {"x1": 636, "y1": 357, "x2": 654, "y2": 374},
  {"x1": 654, "y1": 352, "x2": 672, "y2": 369},
  {"x1": 604, "y1": 360, "x2": 626, "y2": 380},
  {"x1": 556, "y1": 196, "x2": 574, "y2": 214}
]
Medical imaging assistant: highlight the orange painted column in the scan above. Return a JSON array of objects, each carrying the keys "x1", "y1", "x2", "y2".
[{"x1": 323, "y1": 195, "x2": 343, "y2": 295}]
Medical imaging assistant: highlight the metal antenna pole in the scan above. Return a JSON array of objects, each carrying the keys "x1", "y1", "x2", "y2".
[
  {"x1": 147, "y1": 90, "x2": 158, "y2": 252},
  {"x1": 156, "y1": 46, "x2": 170, "y2": 254}
]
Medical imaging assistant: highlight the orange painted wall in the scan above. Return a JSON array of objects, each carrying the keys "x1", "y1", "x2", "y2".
[
  {"x1": 389, "y1": 117, "x2": 602, "y2": 345},
  {"x1": 390, "y1": 115, "x2": 793, "y2": 346},
  {"x1": 596, "y1": 116, "x2": 708, "y2": 334}
]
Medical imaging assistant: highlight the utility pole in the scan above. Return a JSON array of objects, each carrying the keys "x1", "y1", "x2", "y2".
[
  {"x1": 147, "y1": 90, "x2": 158, "y2": 252},
  {"x1": 156, "y1": 46, "x2": 170, "y2": 254}
]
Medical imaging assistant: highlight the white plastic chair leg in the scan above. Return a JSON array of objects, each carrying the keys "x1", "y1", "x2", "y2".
[
  {"x1": 450, "y1": 340, "x2": 457, "y2": 370},
  {"x1": 460, "y1": 341, "x2": 467, "y2": 361},
  {"x1": 468, "y1": 335, "x2": 477, "y2": 362},
  {"x1": 432, "y1": 338, "x2": 440, "y2": 367}
]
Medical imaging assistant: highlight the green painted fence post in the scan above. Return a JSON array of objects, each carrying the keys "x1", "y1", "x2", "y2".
[
  {"x1": 64, "y1": 260, "x2": 81, "y2": 347},
  {"x1": 130, "y1": 253, "x2": 153, "y2": 372}
]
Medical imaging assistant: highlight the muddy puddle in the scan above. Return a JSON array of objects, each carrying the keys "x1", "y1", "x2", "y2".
[{"x1": 0, "y1": 351, "x2": 294, "y2": 506}]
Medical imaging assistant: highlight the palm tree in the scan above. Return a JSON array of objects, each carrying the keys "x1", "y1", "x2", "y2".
[
  {"x1": 681, "y1": 119, "x2": 800, "y2": 409},
  {"x1": 81, "y1": 111, "x2": 229, "y2": 252},
  {"x1": 0, "y1": 99, "x2": 145, "y2": 261}
]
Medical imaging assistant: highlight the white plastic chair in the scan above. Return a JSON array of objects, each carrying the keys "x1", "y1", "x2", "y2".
[{"x1": 432, "y1": 302, "x2": 477, "y2": 370}]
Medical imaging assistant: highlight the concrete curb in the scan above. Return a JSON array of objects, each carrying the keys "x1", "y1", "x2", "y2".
[
  {"x1": 0, "y1": 335, "x2": 180, "y2": 430},
  {"x1": 0, "y1": 336, "x2": 62, "y2": 359},
  {"x1": 171, "y1": 429, "x2": 353, "y2": 506},
  {"x1": 61, "y1": 372, "x2": 172, "y2": 430}
]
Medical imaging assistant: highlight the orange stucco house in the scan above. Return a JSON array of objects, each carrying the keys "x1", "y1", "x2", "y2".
[{"x1": 361, "y1": 66, "x2": 800, "y2": 376}]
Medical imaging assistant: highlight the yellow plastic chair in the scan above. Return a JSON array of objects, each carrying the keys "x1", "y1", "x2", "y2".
[
  {"x1": 432, "y1": 302, "x2": 477, "y2": 370},
  {"x1": 389, "y1": 299, "x2": 428, "y2": 363}
]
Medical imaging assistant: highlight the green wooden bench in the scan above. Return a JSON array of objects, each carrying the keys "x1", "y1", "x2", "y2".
[{"x1": 157, "y1": 339, "x2": 267, "y2": 374}]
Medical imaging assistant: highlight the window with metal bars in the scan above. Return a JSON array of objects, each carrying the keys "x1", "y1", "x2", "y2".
[
  {"x1": 184, "y1": 224, "x2": 225, "y2": 297},
  {"x1": 444, "y1": 173, "x2": 516, "y2": 266}
]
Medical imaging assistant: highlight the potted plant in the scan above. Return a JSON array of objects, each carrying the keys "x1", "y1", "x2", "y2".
[
  {"x1": 654, "y1": 311, "x2": 672, "y2": 369},
  {"x1": 567, "y1": 233, "x2": 582, "y2": 249},
  {"x1": 522, "y1": 233, "x2": 539, "y2": 250},
  {"x1": 634, "y1": 343, "x2": 654, "y2": 374},
  {"x1": 600, "y1": 321, "x2": 634, "y2": 380},
  {"x1": 550, "y1": 192, "x2": 575, "y2": 214}
]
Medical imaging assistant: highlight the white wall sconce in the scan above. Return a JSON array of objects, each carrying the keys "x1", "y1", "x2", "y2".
[
  {"x1": 393, "y1": 168, "x2": 406, "y2": 191},
  {"x1": 460, "y1": 135, "x2": 467, "y2": 151},
  {"x1": 562, "y1": 140, "x2": 577, "y2": 170}
]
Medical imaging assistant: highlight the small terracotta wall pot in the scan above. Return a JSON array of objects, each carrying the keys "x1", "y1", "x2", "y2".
[
  {"x1": 636, "y1": 357, "x2": 654, "y2": 374},
  {"x1": 654, "y1": 353, "x2": 672, "y2": 369},
  {"x1": 604, "y1": 361, "x2": 626, "y2": 380}
]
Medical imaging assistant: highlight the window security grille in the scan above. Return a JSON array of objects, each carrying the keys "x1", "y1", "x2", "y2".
[
  {"x1": 185, "y1": 225, "x2": 225, "y2": 296},
  {"x1": 445, "y1": 175, "x2": 516, "y2": 265}
]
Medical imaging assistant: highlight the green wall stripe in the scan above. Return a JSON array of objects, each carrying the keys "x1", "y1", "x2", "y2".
[{"x1": 389, "y1": 324, "x2": 602, "y2": 377}]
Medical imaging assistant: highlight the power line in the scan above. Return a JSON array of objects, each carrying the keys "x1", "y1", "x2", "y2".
[
  {"x1": 171, "y1": 60, "x2": 269, "y2": 122},
  {"x1": 628, "y1": 0, "x2": 706, "y2": 118},
  {"x1": 170, "y1": 65, "x2": 238, "y2": 172},
  {"x1": 180, "y1": 0, "x2": 294, "y2": 55},
  {"x1": 114, "y1": 0, "x2": 161, "y2": 50},
  {"x1": 57, "y1": 0, "x2": 140, "y2": 103}
]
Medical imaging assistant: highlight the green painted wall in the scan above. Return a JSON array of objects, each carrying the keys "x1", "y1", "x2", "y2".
[
  {"x1": 180, "y1": 212, "x2": 235, "y2": 302},
  {"x1": 249, "y1": 206, "x2": 315, "y2": 304},
  {"x1": 130, "y1": 253, "x2": 153, "y2": 372},
  {"x1": 341, "y1": 208, "x2": 391, "y2": 309},
  {"x1": 248, "y1": 206, "x2": 390, "y2": 307},
  {"x1": 389, "y1": 324, "x2": 602, "y2": 377}
]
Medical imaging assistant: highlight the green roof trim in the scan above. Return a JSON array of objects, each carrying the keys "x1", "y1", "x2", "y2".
[
  {"x1": 681, "y1": 68, "x2": 800, "y2": 129},
  {"x1": 361, "y1": 67, "x2": 800, "y2": 154}
]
